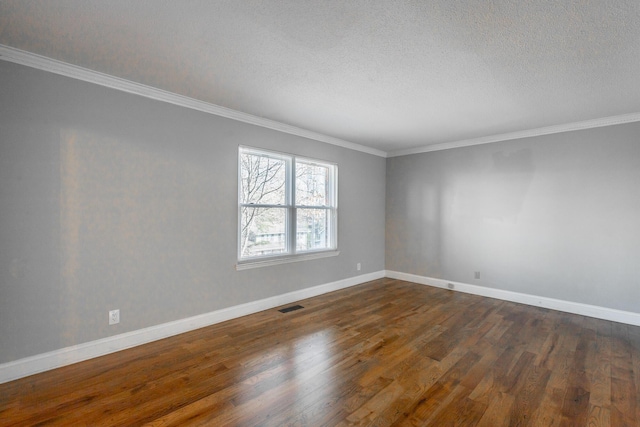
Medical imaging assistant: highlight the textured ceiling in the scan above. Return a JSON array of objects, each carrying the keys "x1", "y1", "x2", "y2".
[{"x1": 1, "y1": 0, "x2": 639, "y2": 154}]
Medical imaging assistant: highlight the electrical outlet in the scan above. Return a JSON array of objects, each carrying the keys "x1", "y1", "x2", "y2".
[
  {"x1": 356, "y1": 262, "x2": 361, "y2": 271},
  {"x1": 474, "y1": 271, "x2": 481, "y2": 279},
  {"x1": 447, "y1": 283, "x2": 455, "y2": 290},
  {"x1": 109, "y1": 309, "x2": 120, "y2": 325}
]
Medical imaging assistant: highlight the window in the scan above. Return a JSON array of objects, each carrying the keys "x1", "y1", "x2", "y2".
[{"x1": 238, "y1": 147, "x2": 337, "y2": 265}]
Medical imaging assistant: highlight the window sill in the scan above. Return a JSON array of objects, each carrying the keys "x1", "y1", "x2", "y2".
[{"x1": 236, "y1": 250, "x2": 340, "y2": 271}]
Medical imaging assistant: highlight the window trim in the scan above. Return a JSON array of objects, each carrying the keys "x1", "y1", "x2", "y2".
[
  {"x1": 237, "y1": 146, "x2": 338, "y2": 269},
  {"x1": 235, "y1": 249, "x2": 340, "y2": 271}
]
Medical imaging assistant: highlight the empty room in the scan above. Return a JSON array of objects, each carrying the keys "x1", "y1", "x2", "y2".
[{"x1": 1, "y1": 1, "x2": 639, "y2": 426}]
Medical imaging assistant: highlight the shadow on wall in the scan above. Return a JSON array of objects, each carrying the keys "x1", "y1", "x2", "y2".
[
  {"x1": 58, "y1": 128, "x2": 215, "y2": 343},
  {"x1": 451, "y1": 148, "x2": 535, "y2": 224},
  {"x1": 386, "y1": 163, "x2": 444, "y2": 278}
]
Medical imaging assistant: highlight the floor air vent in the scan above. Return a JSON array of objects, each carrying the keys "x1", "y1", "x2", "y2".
[{"x1": 279, "y1": 305, "x2": 304, "y2": 313}]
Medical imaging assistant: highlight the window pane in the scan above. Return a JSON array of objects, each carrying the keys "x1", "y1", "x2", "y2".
[
  {"x1": 296, "y1": 161, "x2": 329, "y2": 206},
  {"x1": 240, "y1": 151, "x2": 286, "y2": 205},
  {"x1": 240, "y1": 207, "x2": 287, "y2": 257},
  {"x1": 296, "y1": 208, "x2": 330, "y2": 251}
]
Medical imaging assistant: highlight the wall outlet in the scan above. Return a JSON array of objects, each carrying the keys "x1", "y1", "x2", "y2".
[
  {"x1": 109, "y1": 309, "x2": 120, "y2": 325},
  {"x1": 447, "y1": 283, "x2": 455, "y2": 290},
  {"x1": 356, "y1": 262, "x2": 361, "y2": 271},
  {"x1": 474, "y1": 271, "x2": 481, "y2": 279}
]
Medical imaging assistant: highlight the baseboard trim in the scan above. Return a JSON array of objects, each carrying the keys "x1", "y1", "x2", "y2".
[
  {"x1": 0, "y1": 271, "x2": 385, "y2": 384},
  {"x1": 385, "y1": 270, "x2": 640, "y2": 327}
]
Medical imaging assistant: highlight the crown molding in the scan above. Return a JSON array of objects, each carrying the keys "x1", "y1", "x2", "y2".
[
  {"x1": 387, "y1": 112, "x2": 640, "y2": 157},
  {"x1": 3, "y1": 44, "x2": 639, "y2": 160},
  {"x1": 0, "y1": 44, "x2": 387, "y2": 158}
]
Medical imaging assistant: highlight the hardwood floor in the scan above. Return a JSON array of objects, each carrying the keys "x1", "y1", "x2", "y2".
[{"x1": 1, "y1": 278, "x2": 639, "y2": 426}]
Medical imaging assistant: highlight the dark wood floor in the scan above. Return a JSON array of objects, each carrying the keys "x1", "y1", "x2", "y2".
[{"x1": 1, "y1": 278, "x2": 639, "y2": 426}]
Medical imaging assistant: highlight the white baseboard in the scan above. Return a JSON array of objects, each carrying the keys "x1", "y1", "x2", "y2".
[
  {"x1": 385, "y1": 270, "x2": 640, "y2": 327},
  {"x1": 0, "y1": 271, "x2": 385, "y2": 384}
]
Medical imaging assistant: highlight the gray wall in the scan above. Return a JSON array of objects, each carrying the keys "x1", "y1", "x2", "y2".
[
  {"x1": 0, "y1": 61, "x2": 386, "y2": 364},
  {"x1": 387, "y1": 122, "x2": 640, "y2": 313}
]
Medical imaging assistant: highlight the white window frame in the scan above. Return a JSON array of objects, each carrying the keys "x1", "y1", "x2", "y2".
[{"x1": 237, "y1": 146, "x2": 338, "y2": 270}]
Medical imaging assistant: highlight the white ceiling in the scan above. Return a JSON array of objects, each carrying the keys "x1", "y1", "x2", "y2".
[{"x1": 1, "y1": 0, "x2": 639, "y2": 155}]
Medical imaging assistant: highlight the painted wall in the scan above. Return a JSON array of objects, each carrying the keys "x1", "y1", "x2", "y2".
[
  {"x1": 0, "y1": 61, "x2": 386, "y2": 364},
  {"x1": 386, "y1": 122, "x2": 640, "y2": 313}
]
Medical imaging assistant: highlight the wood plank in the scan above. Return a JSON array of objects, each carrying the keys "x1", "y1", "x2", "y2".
[
  {"x1": 558, "y1": 327, "x2": 594, "y2": 426},
  {"x1": 475, "y1": 392, "x2": 516, "y2": 427},
  {"x1": 425, "y1": 387, "x2": 488, "y2": 427},
  {"x1": 628, "y1": 324, "x2": 640, "y2": 425},
  {"x1": 508, "y1": 363, "x2": 551, "y2": 426},
  {"x1": 610, "y1": 323, "x2": 638, "y2": 427},
  {"x1": 391, "y1": 351, "x2": 482, "y2": 425},
  {"x1": 587, "y1": 404, "x2": 610, "y2": 427},
  {"x1": 588, "y1": 323, "x2": 612, "y2": 408}
]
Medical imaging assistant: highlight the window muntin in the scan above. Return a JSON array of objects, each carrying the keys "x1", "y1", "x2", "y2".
[{"x1": 238, "y1": 147, "x2": 336, "y2": 262}]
